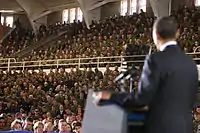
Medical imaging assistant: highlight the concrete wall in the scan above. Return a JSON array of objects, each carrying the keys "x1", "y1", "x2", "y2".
[
  {"x1": 1, "y1": 13, "x2": 32, "y2": 29},
  {"x1": 146, "y1": 0, "x2": 154, "y2": 16},
  {"x1": 33, "y1": 16, "x2": 47, "y2": 31},
  {"x1": 101, "y1": 1, "x2": 121, "y2": 20},
  {"x1": 47, "y1": 11, "x2": 62, "y2": 25},
  {"x1": 13, "y1": 13, "x2": 49, "y2": 30},
  {"x1": 171, "y1": 0, "x2": 182, "y2": 9},
  {"x1": 171, "y1": 0, "x2": 194, "y2": 10},
  {"x1": 13, "y1": 13, "x2": 32, "y2": 29}
]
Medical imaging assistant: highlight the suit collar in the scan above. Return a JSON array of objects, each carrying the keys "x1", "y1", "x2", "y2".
[{"x1": 160, "y1": 41, "x2": 177, "y2": 51}]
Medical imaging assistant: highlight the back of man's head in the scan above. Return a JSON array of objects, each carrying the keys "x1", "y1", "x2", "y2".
[{"x1": 154, "y1": 16, "x2": 178, "y2": 40}]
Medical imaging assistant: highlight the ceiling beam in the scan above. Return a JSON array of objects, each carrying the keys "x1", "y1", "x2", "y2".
[
  {"x1": 149, "y1": 0, "x2": 171, "y2": 18},
  {"x1": 33, "y1": 10, "x2": 52, "y2": 21},
  {"x1": 15, "y1": 0, "x2": 48, "y2": 19},
  {"x1": 77, "y1": 0, "x2": 102, "y2": 28},
  {"x1": 15, "y1": 0, "x2": 79, "y2": 32},
  {"x1": 47, "y1": 2, "x2": 78, "y2": 11},
  {"x1": 15, "y1": 0, "x2": 48, "y2": 33},
  {"x1": 88, "y1": 0, "x2": 120, "y2": 11}
]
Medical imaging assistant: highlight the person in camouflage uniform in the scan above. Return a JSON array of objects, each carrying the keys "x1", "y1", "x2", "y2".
[{"x1": 194, "y1": 107, "x2": 200, "y2": 133}]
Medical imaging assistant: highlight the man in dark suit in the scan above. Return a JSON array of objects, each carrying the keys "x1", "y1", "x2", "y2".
[
  {"x1": 93, "y1": 16, "x2": 199, "y2": 133},
  {"x1": 56, "y1": 104, "x2": 66, "y2": 119}
]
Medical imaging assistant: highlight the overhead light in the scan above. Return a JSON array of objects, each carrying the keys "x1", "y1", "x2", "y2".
[{"x1": 0, "y1": 10, "x2": 14, "y2": 13}]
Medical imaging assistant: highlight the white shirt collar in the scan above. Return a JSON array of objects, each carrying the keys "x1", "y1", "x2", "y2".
[{"x1": 160, "y1": 41, "x2": 177, "y2": 51}]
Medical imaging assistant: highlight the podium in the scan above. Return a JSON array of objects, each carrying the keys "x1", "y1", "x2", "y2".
[
  {"x1": 82, "y1": 90, "x2": 127, "y2": 133},
  {"x1": 82, "y1": 90, "x2": 147, "y2": 133},
  {"x1": 127, "y1": 111, "x2": 147, "y2": 133},
  {"x1": 0, "y1": 131, "x2": 31, "y2": 133}
]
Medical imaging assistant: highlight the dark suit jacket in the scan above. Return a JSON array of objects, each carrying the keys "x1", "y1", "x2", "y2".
[
  {"x1": 110, "y1": 45, "x2": 198, "y2": 133},
  {"x1": 56, "y1": 110, "x2": 66, "y2": 118}
]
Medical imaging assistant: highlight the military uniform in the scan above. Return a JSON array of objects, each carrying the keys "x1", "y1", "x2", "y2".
[{"x1": 194, "y1": 120, "x2": 200, "y2": 133}]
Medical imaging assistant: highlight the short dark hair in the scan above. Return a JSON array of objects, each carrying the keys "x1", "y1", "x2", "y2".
[
  {"x1": 25, "y1": 117, "x2": 33, "y2": 122},
  {"x1": 154, "y1": 16, "x2": 178, "y2": 40}
]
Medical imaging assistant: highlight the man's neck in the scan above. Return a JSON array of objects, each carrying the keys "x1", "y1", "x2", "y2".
[
  {"x1": 160, "y1": 39, "x2": 176, "y2": 46},
  {"x1": 159, "y1": 39, "x2": 177, "y2": 51}
]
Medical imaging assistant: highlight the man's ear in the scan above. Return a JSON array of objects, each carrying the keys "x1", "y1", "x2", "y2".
[{"x1": 156, "y1": 32, "x2": 161, "y2": 40}]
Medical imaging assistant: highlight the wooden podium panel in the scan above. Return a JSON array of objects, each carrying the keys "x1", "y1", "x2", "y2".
[{"x1": 82, "y1": 90, "x2": 127, "y2": 133}]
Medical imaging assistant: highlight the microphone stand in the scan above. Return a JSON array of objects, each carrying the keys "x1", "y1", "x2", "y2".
[
  {"x1": 115, "y1": 45, "x2": 153, "y2": 93},
  {"x1": 130, "y1": 77, "x2": 133, "y2": 92},
  {"x1": 128, "y1": 45, "x2": 152, "y2": 93},
  {"x1": 119, "y1": 78, "x2": 126, "y2": 92}
]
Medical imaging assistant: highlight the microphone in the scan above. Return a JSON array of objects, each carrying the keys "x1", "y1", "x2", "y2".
[
  {"x1": 114, "y1": 44, "x2": 152, "y2": 83},
  {"x1": 114, "y1": 66, "x2": 138, "y2": 83},
  {"x1": 148, "y1": 45, "x2": 152, "y2": 55},
  {"x1": 113, "y1": 73, "x2": 126, "y2": 83}
]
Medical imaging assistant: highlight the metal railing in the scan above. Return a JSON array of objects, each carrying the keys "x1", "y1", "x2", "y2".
[
  {"x1": 0, "y1": 58, "x2": 16, "y2": 62},
  {"x1": 194, "y1": 46, "x2": 200, "y2": 53},
  {"x1": 0, "y1": 52, "x2": 200, "y2": 71},
  {"x1": 0, "y1": 55, "x2": 146, "y2": 71},
  {"x1": 0, "y1": 58, "x2": 17, "y2": 71}
]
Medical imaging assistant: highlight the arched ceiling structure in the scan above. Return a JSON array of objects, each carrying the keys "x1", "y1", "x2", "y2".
[
  {"x1": 0, "y1": 0, "x2": 78, "y2": 32},
  {"x1": 0, "y1": 0, "x2": 122, "y2": 30},
  {"x1": 0, "y1": 0, "x2": 177, "y2": 31},
  {"x1": 0, "y1": 0, "x2": 120, "y2": 30},
  {"x1": 78, "y1": 0, "x2": 119, "y2": 28},
  {"x1": 0, "y1": 0, "x2": 76, "y2": 15}
]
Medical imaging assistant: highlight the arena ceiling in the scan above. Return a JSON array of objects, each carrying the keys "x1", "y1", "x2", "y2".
[
  {"x1": 0, "y1": 0, "x2": 119, "y2": 30},
  {"x1": 0, "y1": 0, "x2": 118, "y2": 20},
  {"x1": 0, "y1": 0, "x2": 78, "y2": 21},
  {"x1": 0, "y1": 0, "x2": 76, "y2": 12}
]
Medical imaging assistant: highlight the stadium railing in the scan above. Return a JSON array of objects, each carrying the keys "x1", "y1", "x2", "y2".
[{"x1": 0, "y1": 52, "x2": 199, "y2": 71}]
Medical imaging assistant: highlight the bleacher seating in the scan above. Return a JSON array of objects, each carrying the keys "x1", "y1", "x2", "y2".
[{"x1": 0, "y1": 5, "x2": 200, "y2": 133}]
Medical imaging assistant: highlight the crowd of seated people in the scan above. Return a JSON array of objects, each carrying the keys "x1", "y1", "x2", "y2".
[
  {"x1": 18, "y1": 5, "x2": 200, "y2": 62},
  {"x1": 0, "y1": 65, "x2": 199, "y2": 133},
  {"x1": 0, "y1": 6, "x2": 199, "y2": 62},
  {"x1": 0, "y1": 19, "x2": 83, "y2": 59},
  {"x1": 0, "y1": 4, "x2": 200, "y2": 133},
  {"x1": 0, "y1": 65, "x2": 132, "y2": 132},
  {"x1": 25, "y1": 10, "x2": 153, "y2": 61}
]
